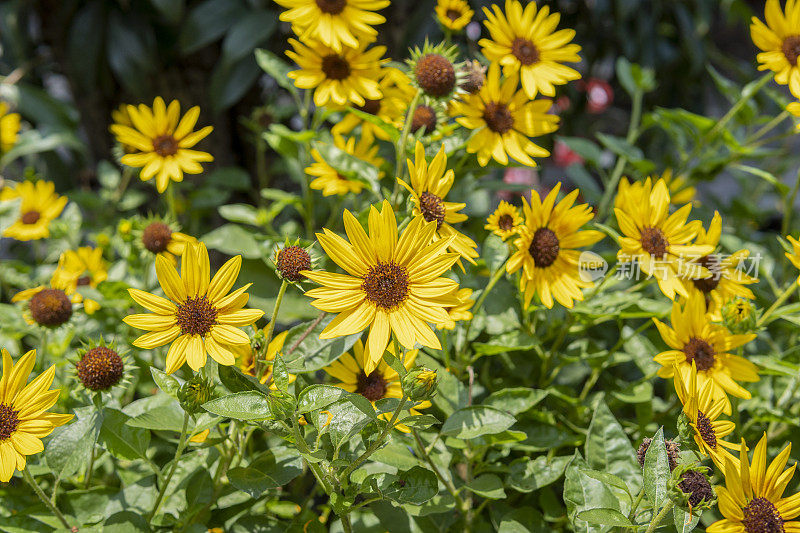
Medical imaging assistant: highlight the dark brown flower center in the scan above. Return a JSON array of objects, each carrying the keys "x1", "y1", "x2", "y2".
[
  {"x1": 498, "y1": 214, "x2": 515, "y2": 231},
  {"x1": 446, "y1": 8, "x2": 462, "y2": 20},
  {"x1": 460, "y1": 60, "x2": 486, "y2": 94},
  {"x1": 175, "y1": 296, "x2": 218, "y2": 336},
  {"x1": 640, "y1": 227, "x2": 669, "y2": 257},
  {"x1": 30, "y1": 288, "x2": 73, "y2": 327},
  {"x1": 152, "y1": 134, "x2": 179, "y2": 157},
  {"x1": 142, "y1": 222, "x2": 173, "y2": 254},
  {"x1": 636, "y1": 437, "x2": 680, "y2": 470},
  {"x1": 511, "y1": 38, "x2": 540, "y2": 66},
  {"x1": 21, "y1": 210, "x2": 41, "y2": 225},
  {"x1": 411, "y1": 105, "x2": 437, "y2": 134},
  {"x1": 277, "y1": 245, "x2": 312, "y2": 282},
  {"x1": 683, "y1": 337, "x2": 715, "y2": 371},
  {"x1": 415, "y1": 54, "x2": 456, "y2": 97},
  {"x1": 419, "y1": 191, "x2": 446, "y2": 229},
  {"x1": 695, "y1": 411, "x2": 717, "y2": 450},
  {"x1": 483, "y1": 102, "x2": 514, "y2": 134},
  {"x1": 357, "y1": 99, "x2": 381, "y2": 115},
  {"x1": 782, "y1": 35, "x2": 800, "y2": 66},
  {"x1": 742, "y1": 497, "x2": 784, "y2": 533},
  {"x1": 0, "y1": 403, "x2": 20, "y2": 441},
  {"x1": 362, "y1": 261, "x2": 410, "y2": 310},
  {"x1": 692, "y1": 255, "x2": 721, "y2": 293},
  {"x1": 356, "y1": 370, "x2": 387, "y2": 402},
  {"x1": 321, "y1": 54, "x2": 351, "y2": 80},
  {"x1": 77, "y1": 276, "x2": 92, "y2": 286},
  {"x1": 77, "y1": 346, "x2": 124, "y2": 391},
  {"x1": 678, "y1": 470, "x2": 714, "y2": 508},
  {"x1": 528, "y1": 227, "x2": 560, "y2": 267},
  {"x1": 316, "y1": 0, "x2": 346, "y2": 14}
]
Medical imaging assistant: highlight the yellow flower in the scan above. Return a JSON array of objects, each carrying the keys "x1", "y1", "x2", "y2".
[
  {"x1": 138, "y1": 218, "x2": 197, "y2": 264},
  {"x1": 12, "y1": 275, "x2": 76, "y2": 327},
  {"x1": 785, "y1": 235, "x2": 800, "y2": 284},
  {"x1": 614, "y1": 178, "x2": 713, "y2": 300},
  {"x1": 653, "y1": 292, "x2": 758, "y2": 415},
  {"x1": 0, "y1": 349, "x2": 74, "y2": 482},
  {"x1": 123, "y1": 242, "x2": 264, "y2": 374},
  {"x1": 110, "y1": 97, "x2": 214, "y2": 193},
  {"x1": 286, "y1": 39, "x2": 386, "y2": 107},
  {"x1": 0, "y1": 102, "x2": 21, "y2": 153},
  {"x1": 308, "y1": 135, "x2": 384, "y2": 197},
  {"x1": 332, "y1": 67, "x2": 414, "y2": 141},
  {"x1": 485, "y1": 200, "x2": 523, "y2": 240},
  {"x1": 275, "y1": 0, "x2": 389, "y2": 52},
  {"x1": 398, "y1": 142, "x2": 478, "y2": 268},
  {"x1": 452, "y1": 63, "x2": 559, "y2": 167},
  {"x1": 506, "y1": 183, "x2": 604, "y2": 309},
  {"x1": 479, "y1": 0, "x2": 581, "y2": 98},
  {"x1": 707, "y1": 433, "x2": 800, "y2": 533},
  {"x1": 0, "y1": 180, "x2": 67, "y2": 241},
  {"x1": 681, "y1": 212, "x2": 758, "y2": 321},
  {"x1": 436, "y1": 0, "x2": 473, "y2": 31},
  {"x1": 51, "y1": 247, "x2": 109, "y2": 315},
  {"x1": 673, "y1": 361, "x2": 740, "y2": 470},
  {"x1": 750, "y1": 0, "x2": 800, "y2": 96},
  {"x1": 323, "y1": 339, "x2": 430, "y2": 432},
  {"x1": 235, "y1": 324, "x2": 295, "y2": 389},
  {"x1": 440, "y1": 287, "x2": 474, "y2": 330},
  {"x1": 616, "y1": 171, "x2": 696, "y2": 208},
  {"x1": 302, "y1": 200, "x2": 460, "y2": 374}
]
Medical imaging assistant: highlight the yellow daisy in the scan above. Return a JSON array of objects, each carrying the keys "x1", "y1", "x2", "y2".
[
  {"x1": 750, "y1": 0, "x2": 800, "y2": 96},
  {"x1": 0, "y1": 349, "x2": 74, "y2": 482},
  {"x1": 235, "y1": 324, "x2": 294, "y2": 389},
  {"x1": 110, "y1": 97, "x2": 214, "y2": 194},
  {"x1": 323, "y1": 339, "x2": 431, "y2": 432},
  {"x1": 506, "y1": 183, "x2": 604, "y2": 309},
  {"x1": 12, "y1": 274, "x2": 77, "y2": 328},
  {"x1": 614, "y1": 178, "x2": 714, "y2": 300},
  {"x1": 673, "y1": 361, "x2": 740, "y2": 470},
  {"x1": 452, "y1": 63, "x2": 559, "y2": 167},
  {"x1": 616, "y1": 172, "x2": 696, "y2": 209},
  {"x1": 436, "y1": 0, "x2": 474, "y2": 31},
  {"x1": 479, "y1": 0, "x2": 581, "y2": 98},
  {"x1": 485, "y1": 200, "x2": 523, "y2": 240},
  {"x1": 138, "y1": 218, "x2": 197, "y2": 264},
  {"x1": 398, "y1": 142, "x2": 479, "y2": 268},
  {"x1": 308, "y1": 135, "x2": 384, "y2": 197},
  {"x1": 110, "y1": 104, "x2": 138, "y2": 154},
  {"x1": 0, "y1": 102, "x2": 21, "y2": 154},
  {"x1": 123, "y1": 242, "x2": 264, "y2": 374},
  {"x1": 440, "y1": 288, "x2": 474, "y2": 330},
  {"x1": 785, "y1": 235, "x2": 800, "y2": 284},
  {"x1": 681, "y1": 212, "x2": 758, "y2": 320},
  {"x1": 275, "y1": 0, "x2": 389, "y2": 53},
  {"x1": 0, "y1": 180, "x2": 67, "y2": 241},
  {"x1": 51, "y1": 247, "x2": 108, "y2": 315},
  {"x1": 653, "y1": 292, "x2": 758, "y2": 415},
  {"x1": 286, "y1": 39, "x2": 386, "y2": 108},
  {"x1": 302, "y1": 200, "x2": 461, "y2": 374},
  {"x1": 708, "y1": 433, "x2": 800, "y2": 533}
]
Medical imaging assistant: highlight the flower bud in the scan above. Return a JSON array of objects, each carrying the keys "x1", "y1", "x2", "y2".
[
  {"x1": 178, "y1": 374, "x2": 215, "y2": 415},
  {"x1": 721, "y1": 298, "x2": 758, "y2": 334},
  {"x1": 267, "y1": 390, "x2": 296, "y2": 420},
  {"x1": 669, "y1": 464, "x2": 716, "y2": 513},
  {"x1": 402, "y1": 368, "x2": 437, "y2": 402}
]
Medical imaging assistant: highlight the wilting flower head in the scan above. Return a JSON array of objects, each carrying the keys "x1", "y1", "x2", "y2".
[{"x1": 0, "y1": 180, "x2": 67, "y2": 241}]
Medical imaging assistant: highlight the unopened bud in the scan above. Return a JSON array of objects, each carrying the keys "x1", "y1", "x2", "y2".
[
  {"x1": 267, "y1": 390, "x2": 296, "y2": 420},
  {"x1": 721, "y1": 298, "x2": 757, "y2": 334},
  {"x1": 178, "y1": 374, "x2": 215, "y2": 415},
  {"x1": 402, "y1": 368, "x2": 437, "y2": 402}
]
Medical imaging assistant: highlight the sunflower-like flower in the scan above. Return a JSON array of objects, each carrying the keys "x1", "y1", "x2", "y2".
[
  {"x1": 286, "y1": 39, "x2": 386, "y2": 107},
  {"x1": 323, "y1": 339, "x2": 431, "y2": 432},
  {"x1": 479, "y1": 0, "x2": 581, "y2": 99},
  {"x1": 506, "y1": 183, "x2": 604, "y2": 309},
  {"x1": 51, "y1": 247, "x2": 108, "y2": 315},
  {"x1": 0, "y1": 102, "x2": 21, "y2": 154},
  {"x1": 681, "y1": 212, "x2": 758, "y2": 320},
  {"x1": 707, "y1": 433, "x2": 800, "y2": 533},
  {"x1": 653, "y1": 292, "x2": 758, "y2": 415},
  {"x1": 398, "y1": 142, "x2": 478, "y2": 268},
  {"x1": 407, "y1": 41, "x2": 466, "y2": 101},
  {"x1": 750, "y1": 0, "x2": 800, "y2": 96},
  {"x1": 135, "y1": 216, "x2": 197, "y2": 265},
  {"x1": 485, "y1": 200, "x2": 523, "y2": 240},
  {"x1": 0, "y1": 349, "x2": 74, "y2": 482},
  {"x1": 452, "y1": 63, "x2": 559, "y2": 167},
  {"x1": 440, "y1": 288, "x2": 474, "y2": 330},
  {"x1": 235, "y1": 324, "x2": 294, "y2": 389},
  {"x1": 123, "y1": 242, "x2": 264, "y2": 374},
  {"x1": 673, "y1": 361, "x2": 740, "y2": 470},
  {"x1": 275, "y1": 0, "x2": 389, "y2": 53},
  {"x1": 785, "y1": 235, "x2": 800, "y2": 285},
  {"x1": 617, "y1": 171, "x2": 696, "y2": 208},
  {"x1": 435, "y1": 0, "x2": 474, "y2": 31},
  {"x1": 110, "y1": 97, "x2": 214, "y2": 194},
  {"x1": 308, "y1": 135, "x2": 384, "y2": 197},
  {"x1": 0, "y1": 180, "x2": 67, "y2": 241},
  {"x1": 12, "y1": 274, "x2": 77, "y2": 328},
  {"x1": 302, "y1": 200, "x2": 460, "y2": 374},
  {"x1": 614, "y1": 178, "x2": 713, "y2": 300}
]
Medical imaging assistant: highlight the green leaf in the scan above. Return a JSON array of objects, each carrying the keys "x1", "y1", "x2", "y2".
[
  {"x1": 673, "y1": 506, "x2": 700, "y2": 533},
  {"x1": 579, "y1": 469, "x2": 631, "y2": 500},
  {"x1": 643, "y1": 427, "x2": 670, "y2": 512},
  {"x1": 440, "y1": 406, "x2": 515, "y2": 439},
  {"x1": 218, "y1": 364, "x2": 271, "y2": 395},
  {"x1": 150, "y1": 368, "x2": 181, "y2": 399},
  {"x1": 397, "y1": 414, "x2": 439, "y2": 429},
  {"x1": 272, "y1": 353, "x2": 290, "y2": 392},
  {"x1": 483, "y1": 234, "x2": 509, "y2": 273},
  {"x1": 202, "y1": 391, "x2": 271, "y2": 421},
  {"x1": 312, "y1": 140, "x2": 381, "y2": 195},
  {"x1": 185, "y1": 470, "x2": 213, "y2": 515},
  {"x1": 219, "y1": 203, "x2": 262, "y2": 226},
  {"x1": 507, "y1": 455, "x2": 571, "y2": 493},
  {"x1": 202, "y1": 223, "x2": 262, "y2": 259},
  {"x1": 585, "y1": 400, "x2": 641, "y2": 492},
  {"x1": 126, "y1": 404, "x2": 186, "y2": 432},
  {"x1": 46, "y1": 407, "x2": 101, "y2": 480},
  {"x1": 558, "y1": 136, "x2": 604, "y2": 165},
  {"x1": 326, "y1": 394, "x2": 377, "y2": 450},
  {"x1": 178, "y1": 0, "x2": 247, "y2": 54},
  {"x1": 577, "y1": 509, "x2": 633, "y2": 528},
  {"x1": 255, "y1": 48, "x2": 297, "y2": 94},
  {"x1": 484, "y1": 388, "x2": 548, "y2": 415},
  {"x1": 282, "y1": 316, "x2": 360, "y2": 373},
  {"x1": 563, "y1": 452, "x2": 621, "y2": 533},
  {"x1": 99, "y1": 409, "x2": 150, "y2": 461},
  {"x1": 464, "y1": 474, "x2": 506, "y2": 499},
  {"x1": 498, "y1": 507, "x2": 549, "y2": 533},
  {"x1": 345, "y1": 107, "x2": 400, "y2": 142},
  {"x1": 386, "y1": 466, "x2": 438, "y2": 505},
  {"x1": 222, "y1": 12, "x2": 275, "y2": 64},
  {"x1": 228, "y1": 449, "x2": 304, "y2": 497},
  {"x1": 596, "y1": 133, "x2": 644, "y2": 162},
  {"x1": 296, "y1": 384, "x2": 348, "y2": 414}
]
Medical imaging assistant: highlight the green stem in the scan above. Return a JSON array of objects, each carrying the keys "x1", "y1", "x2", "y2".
[
  {"x1": 783, "y1": 167, "x2": 800, "y2": 236},
  {"x1": 257, "y1": 279, "x2": 288, "y2": 379},
  {"x1": 391, "y1": 89, "x2": 422, "y2": 206},
  {"x1": 746, "y1": 109, "x2": 790, "y2": 144},
  {"x1": 165, "y1": 181, "x2": 177, "y2": 221},
  {"x1": 341, "y1": 515, "x2": 353, "y2": 533},
  {"x1": 644, "y1": 501, "x2": 674, "y2": 533},
  {"x1": 113, "y1": 167, "x2": 134, "y2": 204},
  {"x1": 628, "y1": 487, "x2": 645, "y2": 522},
  {"x1": 289, "y1": 418, "x2": 334, "y2": 494},
  {"x1": 767, "y1": 374, "x2": 800, "y2": 439},
  {"x1": 756, "y1": 283, "x2": 797, "y2": 328},
  {"x1": 148, "y1": 412, "x2": 190, "y2": 523},
  {"x1": 22, "y1": 468, "x2": 71, "y2": 530},
  {"x1": 460, "y1": 258, "x2": 509, "y2": 357},
  {"x1": 85, "y1": 445, "x2": 96, "y2": 489},
  {"x1": 411, "y1": 429, "x2": 465, "y2": 509}
]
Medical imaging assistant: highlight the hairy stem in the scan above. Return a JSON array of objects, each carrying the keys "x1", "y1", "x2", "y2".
[{"x1": 148, "y1": 412, "x2": 190, "y2": 523}]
